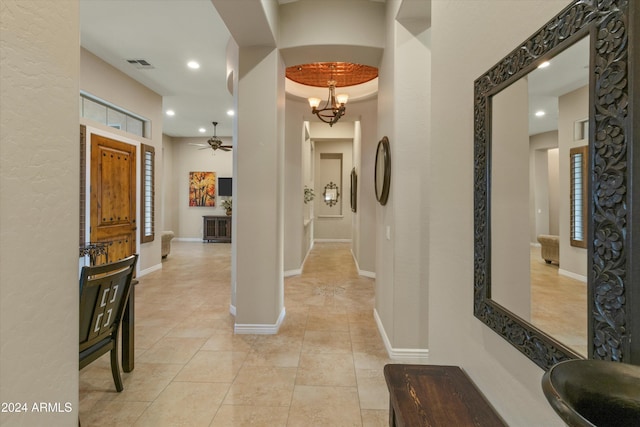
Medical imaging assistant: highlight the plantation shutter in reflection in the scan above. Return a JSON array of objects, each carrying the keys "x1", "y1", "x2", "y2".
[
  {"x1": 141, "y1": 144, "x2": 155, "y2": 243},
  {"x1": 570, "y1": 145, "x2": 587, "y2": 248}
]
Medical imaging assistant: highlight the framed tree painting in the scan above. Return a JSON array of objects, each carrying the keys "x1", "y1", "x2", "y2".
[{"x1": 189, "y1": 171, "x2": 216, "y2": 207}]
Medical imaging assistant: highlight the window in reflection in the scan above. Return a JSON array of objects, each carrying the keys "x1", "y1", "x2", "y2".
[{"x1": 570, "y1": 146, "x2": 587, "y2": 248}]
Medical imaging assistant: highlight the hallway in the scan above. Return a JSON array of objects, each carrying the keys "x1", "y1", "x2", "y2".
[{"x1": 79, "y1": 241, "x2": 392, "y2": 426}]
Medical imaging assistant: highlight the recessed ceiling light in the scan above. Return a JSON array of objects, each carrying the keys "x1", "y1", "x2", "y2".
[
  {"x1": 538, "y1": 61, "x2": 550, "y2": 69},
  {"x1": 227, "y1": 110, "x2": 234, "y2": 116},
  {"x1": 187, "y1": 61, "x2": 200, "y2": 69},
  {"x1": 199, "y1": 127, "x2": 206, "y2": 133},
  {"x1": 535, "y1": 110, "x2": 546, "y2": 117},
  {"x1": 166, "y1": 110, "x2": 175, "y2": 116}
]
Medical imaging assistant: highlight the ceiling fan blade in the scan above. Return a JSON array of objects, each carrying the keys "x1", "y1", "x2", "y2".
[
  {"x1": 188, "y1": 143, "x2": 208, "y2": 147},
  {"x1": 219, "y1": 147, "x2": 232, "y2": 151}
]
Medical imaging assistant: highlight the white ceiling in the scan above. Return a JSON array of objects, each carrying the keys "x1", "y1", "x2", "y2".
[
  {"x1": 527, "y1": 37, "x2": 589, "y2": 136},
  {"x1": 81, "y1": 0, "x2": 581, "y2": 140},
  {"x1": 80, "y1": 0, "x2": 388, "y2": 139},
  {"x1": 80, "y1": 0, "x2": 234, "y2": 138}
]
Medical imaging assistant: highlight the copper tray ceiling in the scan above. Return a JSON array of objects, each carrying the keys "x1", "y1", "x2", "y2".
[{"x1": 286, "y1": 62, "x2": 378, "y2": 88}]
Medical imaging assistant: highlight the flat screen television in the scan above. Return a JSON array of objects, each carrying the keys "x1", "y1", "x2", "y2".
[{"x1": 218, "y1": 177, "x2": 232, "y2": 196}]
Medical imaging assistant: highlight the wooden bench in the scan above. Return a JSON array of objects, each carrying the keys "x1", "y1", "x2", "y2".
[{"x1": 384, "y1": 364, "x2": 507, "y2": 427}]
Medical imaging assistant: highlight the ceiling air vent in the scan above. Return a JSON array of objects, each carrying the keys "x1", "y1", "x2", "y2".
[{"x1": 126, "y1": 59, "x2": 155, "y2": 70}]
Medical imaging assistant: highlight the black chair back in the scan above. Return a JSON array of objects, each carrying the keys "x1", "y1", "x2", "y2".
[{"x1": 79, "y1": 254, "x2": 137, "y2": 391}]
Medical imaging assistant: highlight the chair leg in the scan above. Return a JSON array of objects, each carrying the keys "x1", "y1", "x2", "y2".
[{"x1": 110, "y1": 341, "x2": 124, "y2": 392}]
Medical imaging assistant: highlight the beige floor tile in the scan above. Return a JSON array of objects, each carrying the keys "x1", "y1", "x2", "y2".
[
  {"x1": 243, "y1": 348, "x2": 301, "y2": 368},
  {"x1": 210, "y1": 405, "x2": 289, "y2": 427},
  {"x1": 302, "y1": 330, "x2": 352, "y2": 354},
  {"x1": 305, "y1": 311, "x2": 350, "y2": 332},
  {"x1": 296, "y1": 352, "x2": 357, "y2": 387},
  {"x1": 201, "y1": 333, "x2": 257, "y2": 352},
  {"x1": 137, "y1": 336, "x2": 206, "y2": 364},
  {"x1": 134, "y1": 325, "x2": 170, "y2": 350},
  {"x1": 356, "y1": 369, "x2": 389, "y2": 410},
  {"x1": 80, "y1": 242, "x2": 390, "y2": 426},
  {"x1": 223, "y1": 366, "x2": 297, "y2": 406},
  {"x1": 174, "y1": 350, "x2": 247, "y2": 382},
  {"x1": 361, "y1": 409, "x2": 388, "y2": 427},
  {"x1": 133, "y1": 382, "x2": 229, "y2": 427},
  {"x1": 288, "y1": 385, "x2": 362, "y2": 427},
  {"x1": 353, "y1": 351, "x2": 393, "y2": 371},
  {"x1": 107, "y1": 362, "x2": 183, "y2": 402},
  {"x1": 79, "y1": 400, "x2": 150, "y2": 427}
]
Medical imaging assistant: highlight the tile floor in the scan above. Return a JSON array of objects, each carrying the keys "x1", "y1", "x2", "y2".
[
  {"x1": 529, "y1": 246, "x2": 588, "y2": 357},
  {"x1": 79, "y1": 241, "x2": 393, "y2": 426}
]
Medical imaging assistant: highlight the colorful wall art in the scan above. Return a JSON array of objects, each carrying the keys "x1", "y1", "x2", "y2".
[{"x1": 189, "y1": 171, "x2": 216, "y2": 207}]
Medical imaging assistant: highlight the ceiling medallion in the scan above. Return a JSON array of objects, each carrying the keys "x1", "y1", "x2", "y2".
[{"x1": 286, "y1": 62, "x2": 378, "y2": 126}]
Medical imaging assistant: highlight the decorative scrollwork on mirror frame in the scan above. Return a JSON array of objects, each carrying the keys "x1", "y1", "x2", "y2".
[{"x1": 474, "y1": 0, "x2": 638, "y2": 370}]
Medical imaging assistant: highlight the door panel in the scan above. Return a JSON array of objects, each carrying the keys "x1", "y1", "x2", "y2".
[{"x1": 90, "y1": 134, "x2": 136, "y2": 265}]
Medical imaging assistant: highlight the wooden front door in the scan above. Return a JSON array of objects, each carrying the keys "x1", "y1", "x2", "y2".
[{"x1": 90, "y1": 134, "x2": 136, "y2": 265}]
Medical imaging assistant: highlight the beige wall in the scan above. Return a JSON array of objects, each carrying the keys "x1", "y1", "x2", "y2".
[
  {"x1": 283, "y1": 98, "x2": 308, "y2": 274},
  {"x1": 429, "y1": 1, "x2": 570, "y2": 425},
  {"x1": 313, "y1": 140, "x2": 353, "y2": 240},
  {"x1": 558, "y1": 85, "x2": 588, "y2": 279},
  {"x1": 352, "y1": 99, "x2": 378, "y2": 275},
  {"x1": 375, "y1": 0, "x2": 430, "y2": 354},
  {"x1": 166, "y1": 136, "x2": 233, "y2": 239},
  {"x1": 0, "y1": 1, "x2": 80, "y2": 425},
  {"x1": 278, "y1": 0, "x2": 385, "y2": 66},
  {"x1": 162, "y1": 134, "x2": 178, "y2": 234},
  {"x1": 491, "y1": 78, "x2": 531, "y2": 319},
  {"x1": 530, "y1": 131, "x2": 560, "y2": 242}
]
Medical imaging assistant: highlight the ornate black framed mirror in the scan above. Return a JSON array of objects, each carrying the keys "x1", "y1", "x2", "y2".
[
  {"x1": 474, "y1": 0, "x2": 639, "y2": 370},
  {"x1": 375, "y1": 136, "x2": 390, "y2": 205},
  {"x1": 323, "y1": 181, "x2": 339, "y2": 207}
]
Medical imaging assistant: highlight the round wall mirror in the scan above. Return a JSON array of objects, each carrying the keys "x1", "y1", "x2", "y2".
[{"x1": 375, "y1": 136, "x2": 390, "y2": 205}]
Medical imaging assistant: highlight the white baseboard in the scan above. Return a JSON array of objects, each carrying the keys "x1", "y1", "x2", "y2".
[
  {"x1": 374, "y1": 309, "x2": 429, "y2": 363},
  {"x1": 559, "y1": 268, "x2": 587, "y2": 283},
  {"x1": 234, "y1": 307, "x2": 286, "y2": 334},
  {"x1": 174, "y1": 237, "x2": 202, "y2": 242},
  {"x1": 351, "y1": 248, "x2": 375, "y2": 278},
  {"x1": 284, "y1": 269, "x2": 302, "y2": 277},
  {"x1": 138, "y1": 263, "x2": 162, "y2": 277},
  {"x1": 313, "y1": 238, "x2": 352, "y2": 243}
]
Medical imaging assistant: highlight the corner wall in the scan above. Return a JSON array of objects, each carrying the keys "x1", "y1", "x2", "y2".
[
  {"x1": 375, "y1": 0, "x2": 430, "y2": 356},
  {"x1": 0, "y1": 1, "x2": 79, "y2": 425}
]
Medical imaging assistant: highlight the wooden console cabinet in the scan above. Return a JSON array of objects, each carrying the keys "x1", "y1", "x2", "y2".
[
  {"x1": 384, "y1": 364, "x2": 506, "y2": 426},
  {"x1": 203, "y1": 215, "x2": 231, "y2": 243}
]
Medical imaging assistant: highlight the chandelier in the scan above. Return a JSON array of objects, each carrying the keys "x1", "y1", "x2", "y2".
[
  {"x1": 308, "y1": 79, "x2": 349, "y2": 127},
  {"x1": 286, "y1": 62, "x2": 378, "y2": 127}
]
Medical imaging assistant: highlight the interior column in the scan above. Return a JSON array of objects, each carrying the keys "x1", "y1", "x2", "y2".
[{"x1": 234, "y1": 46, "x2": 286, "y2": 332}]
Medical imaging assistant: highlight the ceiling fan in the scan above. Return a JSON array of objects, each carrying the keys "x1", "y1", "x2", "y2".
[{"x1": 190, "y1": 122, "x2": 232, "y2": 152}]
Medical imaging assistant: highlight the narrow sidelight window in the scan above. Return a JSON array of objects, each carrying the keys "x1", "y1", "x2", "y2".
[{"x1": 141, "y1": 144, "x2": 155, "y2": 243}]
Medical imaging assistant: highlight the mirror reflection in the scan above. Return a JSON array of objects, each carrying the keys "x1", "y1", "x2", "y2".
[{"x1": 490, "y1": 37, "x2": 589, "y2": 357}]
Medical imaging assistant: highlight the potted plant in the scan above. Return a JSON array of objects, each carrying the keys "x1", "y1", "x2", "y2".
[
  {"x1": 304, "y1": 186, "x2": 315, "y2": 204},
  {"x1": 222, "y1": 197, "x2": 232, "y2": 215}
]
